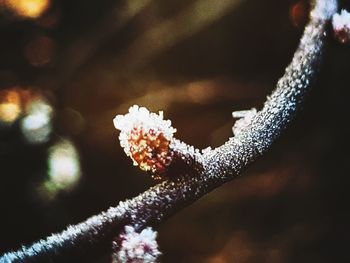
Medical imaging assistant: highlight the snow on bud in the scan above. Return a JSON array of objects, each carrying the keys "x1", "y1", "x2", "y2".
[
  {"x1": 332, "y1": 9, "x2": 350, "y2": 44},
  {"x1": 114, "y1": 105, "x2": 176, "y2": 174},
  {"x1": 112, "y1": 225, "x2": 161, "y2": 263}
]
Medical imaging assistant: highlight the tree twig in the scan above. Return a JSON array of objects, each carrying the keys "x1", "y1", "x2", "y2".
[{"x1": 0, "y1": 0, "x2": 338, "y2": 262}]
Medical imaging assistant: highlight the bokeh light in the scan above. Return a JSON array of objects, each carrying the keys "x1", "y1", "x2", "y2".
[
  {"x1": 0, "y1": 89, "x2": 21, "y2": 124},
  {"x1": 48, "y1": 139, "x2": 81, "y2": 189},
  {"x1": 289, "y1": 1, "x2": 308, "y2": 28},
  {"x1": 24, "y1": 36, "x2": 55, "y2": 67},
  {"x1": 0, "y1": 87, "x2": 53, "y2": 132},
  {"x1": 1, "y1": 0, "x2": 50, "y2": 19},
  {"x1": 37, "y1": 139, "x2": 81, "y2": 201},
  {"x1": 20, "y1": 98, "x2": 53, "y2": 144},
  {"x1": 186, "y1": 80, "x2": 217, "y2": 104}
]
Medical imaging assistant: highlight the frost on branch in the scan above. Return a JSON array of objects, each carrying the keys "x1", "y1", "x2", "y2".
[
  {"x1": 112, "y1": 225, "x2": 161, "y2": 263},
  {"x1": 114, "y1": 105, "x2": 176, "y2": 174},
  {"x1": 310, "y1": 0, "x2": 338, "y2": 20},
  {"x1": 232, "y1": 108, "x2": 257, "y2": 137},
  {"x1": 332, "y1": 9, "x2": 350, "y2": 44}
]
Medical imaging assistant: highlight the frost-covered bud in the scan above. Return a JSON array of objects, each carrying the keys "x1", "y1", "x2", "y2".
[
  {"x1": 114, "y1": 105, "x2": 176, "y2": 174},
  {"x1": 112, "y1": 225, "x2": 161, "y2": 263},
  {"x1": 332, "y1": 9, "x2": 350, "y2": 44},
  {"x1": 232, "y1": 108, "x2": 257, "y2": 136},
  {"x1": 310, "y1": 0, "x2": 338, "y2": 21}
]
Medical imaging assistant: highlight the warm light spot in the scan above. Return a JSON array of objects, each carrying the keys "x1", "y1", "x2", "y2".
[
  {"x1": 24, "y1": 36, "x2": 55, "y2": 67},
  {"x1": 0, "y1": 88, "x2": 51, "y2": 130},
  {"x1": 289, "y1": 1, "x2": 308, "y2": 28},
  {"x1": 3, "y1": 0, "x2": 50, "y2": 19},
  {"x1": 206, "y1": 255, "x2": 226, "y2": 263},
  {"x1": 0, "y1": 89, "x2": 21, "y2": 124},
  {"x1": 187, "y1": 81, "x2": 216, "y2": 104},
  {"x1": 0, "y1": 103, "x2": 21, "y2": 123}
]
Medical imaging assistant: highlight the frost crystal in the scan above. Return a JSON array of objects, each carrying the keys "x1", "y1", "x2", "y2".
[
  {"x1": 113, "y1": 226, "x2": 161, "y2": 263},
  {"x1": 114, "y1": 105, "x2": 176, "y2": 173},
  {"x1": 332, "y1": 9, "x2": 350, "y2": 44},
  {"x1": 232, "y1": 108, "x2": 257, "y2": 136},
  {"x1": 310, "y1": 0, "x2": 338, "y2": 20}
]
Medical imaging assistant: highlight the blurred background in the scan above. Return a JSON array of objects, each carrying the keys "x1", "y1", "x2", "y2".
[{"x1": 0, "y1": 0, "x2": 350, "y2": 262}]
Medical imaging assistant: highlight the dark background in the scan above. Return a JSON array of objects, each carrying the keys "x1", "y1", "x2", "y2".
[{"x1": 1, "y1": 0, "x2": 350, "y2": 262}]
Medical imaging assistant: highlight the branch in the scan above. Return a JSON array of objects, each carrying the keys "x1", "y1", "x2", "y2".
[{"x1": 0, "y1": 0, "x2": 338, "y2": 262}]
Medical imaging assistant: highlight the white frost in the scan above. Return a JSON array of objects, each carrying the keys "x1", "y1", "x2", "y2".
[
  {"x1": 310, "y1": 0, "x2": 338, "y2": 20},
  {"x1": 232, "y1": 108, "x2": 257, "y2": 136},
  {"x1": 113, "y1": 105, "x2": 176, "y2": 158},
  {"x1": 113, "y1": 225, "x2": 161, "y2": 263},
  {"x1": 332, "y1": 9, "x2": 350, "y2": 31}
]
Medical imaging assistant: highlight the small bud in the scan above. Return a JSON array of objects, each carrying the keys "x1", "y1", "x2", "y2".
[
  {"x1": 112, "y1": 225, "x2": 161, "y2": 263},
  {"x1": 332, "y1": 9, "x2": 350, "y2": 44},
  {"x1": 114, "y1": 105, "x2": 176, "y2": 174}
]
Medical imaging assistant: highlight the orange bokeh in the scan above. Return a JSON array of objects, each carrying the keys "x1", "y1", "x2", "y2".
[
  {"x1": 289, "y1": 1, "x2": 308, "y2": 28},
  {"x1": 0, "y1": 87, "x2": 41, "y2": 123},
  {"x1": 2, "y1": 0, "x2": 50, "y2": 19}
]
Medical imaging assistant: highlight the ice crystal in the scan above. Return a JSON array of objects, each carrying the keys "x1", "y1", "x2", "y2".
[
  {"x1": 332, "y1": 9, "x2": 350, "y2": 44},
  {"x1": 232, "y1": 108, "x2": 257, "y2": 136},
  {"x1": 310, "y1": 0, "x2": 338, "y2": 20},
  {"x1": 113, "y1": 226, "x2": 161, "y2": 263},
  {"x1": 114, "y1": 105, "x2": 176, "y2": 173}
]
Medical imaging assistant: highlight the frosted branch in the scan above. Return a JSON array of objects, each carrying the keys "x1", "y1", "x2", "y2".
[{"x1": 0, "y1": 0, "x2": 338, "y2": 262}]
